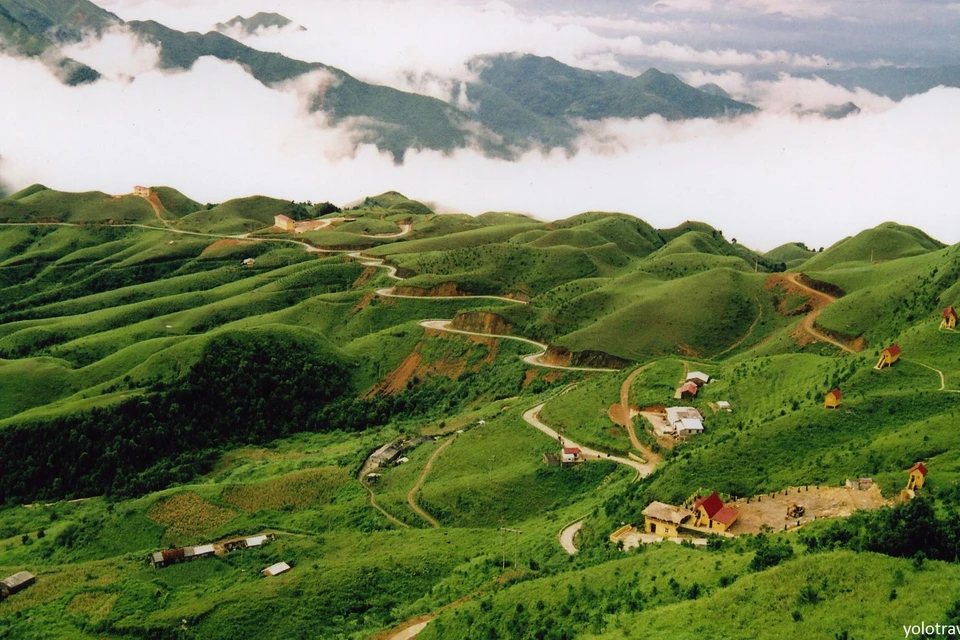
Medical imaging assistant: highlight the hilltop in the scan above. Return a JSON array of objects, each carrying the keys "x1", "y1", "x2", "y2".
[{"x1": 0, "y1": 186, "x2": 959, "y2": 639}]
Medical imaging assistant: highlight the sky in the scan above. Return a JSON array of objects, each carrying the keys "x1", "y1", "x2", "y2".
[{"x1": 2, "y1": 0, "x2": 959, "y2": 250}]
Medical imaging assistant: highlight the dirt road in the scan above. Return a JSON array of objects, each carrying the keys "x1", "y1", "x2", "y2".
[
  {"x1": 362, "y1": 482, "x2": 410, "y2": 529},
  {"x1": 909, "y1": 360, "x2": 960, "y2": 394},
  {"x1": 783, "y1": 273, "x2": 857, "y2": 354},
  {"x1": 407, "y1": 436, "x2": 455, "y2": 528},
  {"x1": 607, "y1": 364, "x2": 662, "y2": 465},
  {"x1": 522, "y1": 404, "x2": 654, "y2": 480}
]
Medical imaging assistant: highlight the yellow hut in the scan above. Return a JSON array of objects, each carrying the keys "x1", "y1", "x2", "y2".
[
  {"x1": 693, "y1": 492, "x2": 739, "y2": 533},
  {"x1": 875, "y1": 345, "x2": 901, "y2": 370},
  {"x1": 824, "y1": 388, "x2": 842, "y2": 409},
  {"x1": 642, "y1": 502, "x2": 691, "y2": 538},
  {"x1": 273, "y1": 214, "x2": 296, "y2": 232},
  {"x1": 941, "y1": 307, "x2": 958, "y2": 330},
  {"x1": 906, "y1": 462, "x2": 927, "y2": 491}
]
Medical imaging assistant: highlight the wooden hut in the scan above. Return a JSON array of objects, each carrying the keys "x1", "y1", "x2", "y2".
[
  {"x1": 824, "y1": 388, "x2": 842, "y2": 409},
  {"x1": 906, "y1": 462, "x2": 928, "y2": 491},
  {"x1": 875, "y1": 345, "x2": 901, "y2": 370},
  {"x1": 941, "y1": 307, "x2": 958, "y2": 330}
]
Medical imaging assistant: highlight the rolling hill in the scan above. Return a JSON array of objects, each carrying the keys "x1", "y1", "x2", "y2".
[{"x1": 1, "y1": 186, "x2": 959, "y2": 639}]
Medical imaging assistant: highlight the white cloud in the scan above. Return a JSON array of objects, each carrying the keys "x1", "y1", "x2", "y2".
[
  {"x1": 680, "y1": 70, "x2": 897, "y2": 112},
  {"x1": 726, "y1": 0, "x2": 835, "y2": 18},
  {"x1": 59, "y1": 24, "x2": 160, "y2": 80},
  {"x1": 3, "y1": 37, "x2": 959, "y2": 253}
]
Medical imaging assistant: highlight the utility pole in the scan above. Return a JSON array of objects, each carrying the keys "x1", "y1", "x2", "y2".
[{"x1": 499, "y1": 527, "x2": 522, "y2": 570}]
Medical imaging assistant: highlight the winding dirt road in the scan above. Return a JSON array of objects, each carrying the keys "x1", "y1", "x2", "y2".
[
  {"x1": 522, "y1": 404, "x2": 654, "y2": 480},
  {"x1": 607, "y1": 364, "x2": 662, "y2": 466},
  {"x1": 783, "y1": 273, "x2": 857, "y2": 354},
  {"x1": 558, "y1": 518, "x2": 585, "y2": 555},
  {"x1": 908, "y1": 360, "x2": 960, "y2": 394},
  {"x1": 420, "y1": 320, "x2": 619, "y2": 373},
  {"x1": 407, "y1": 436, "x2": 455, "y2": 528},
  {"x1": 362, "y1": 482, "x2": 410, "y2": 529}
]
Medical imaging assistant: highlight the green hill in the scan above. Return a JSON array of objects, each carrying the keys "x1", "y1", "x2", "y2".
[
  {"x1": 765, "y1": 241, "x2": 816, "y2": 269},
  {"x1": 2, "y1": 190, "x2": 960, "y2": 639},
  {"x1": 215, "y1": 12, "x2": 296, "y2": 35}
]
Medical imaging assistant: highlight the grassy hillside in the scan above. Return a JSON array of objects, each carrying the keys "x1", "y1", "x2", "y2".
[{"x1": 2, "y1": 191, "x2": 960, "y2": 639}]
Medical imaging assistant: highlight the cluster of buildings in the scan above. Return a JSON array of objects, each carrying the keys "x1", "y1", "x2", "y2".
[
  {"x1": 0, "y1": 571, "x2": 35, "y2": 601},
  {"x1": 149, "y1": 533, "x2": 275, "y2": 569},
  {"x1": 641, "y1": 491, "x2": 740, "y2": 538}
]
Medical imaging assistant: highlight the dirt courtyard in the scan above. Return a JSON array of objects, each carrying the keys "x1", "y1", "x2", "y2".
[{"x1": 728, "y1": 484, "x2": 888, "y2": 534}]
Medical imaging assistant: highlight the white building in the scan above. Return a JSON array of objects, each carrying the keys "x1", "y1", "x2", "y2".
[
  {"x1": 686, "y1": 371, "x2": 711, "y2": 386},
  {"x1": 665, "y1": 407, "x2": 705, "y2": 437},
  {"x1": 262, "y1": 562, "x2": 291, "y2": 577}
]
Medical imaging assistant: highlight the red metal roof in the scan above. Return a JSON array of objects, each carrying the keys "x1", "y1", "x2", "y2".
[
  {"x1": 885, "y1": 344, "x2": 901, "y2": 356},
  {"x1": 909, "y1": 462, "x2": 928, "y2": 477},
  {"x1": 563, "y1": 447, "x2": 581, "y2": 455},
  {"x1": 828, "y1": 388, "x2": 842, "y2": 399},
  {"x1": 694, "y1": 492, "x2": 724, "y2": 518},
  {"x1": 680, "y1": 382, "x2": 699, "y2": 395},
  {"x1": 944, "y1": 306, "x2": 957, "y2": 319},
  {"x1": 713, "y1": 506, "x2": 739, "y2": 525}
]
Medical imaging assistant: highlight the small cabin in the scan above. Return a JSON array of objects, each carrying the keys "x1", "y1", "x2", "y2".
[
  {"x1": 941, "y1": 306, "x2": 958, "y2": 330},
  {"x1": 0, "y1": 571, "x2": 35, "y2": 598},
  {"x1": 716, "y1": 401, "x2": 731, "y2": 412},
  {"x1": 906, "y1": 462, "x2": 927, "y2": 491},
  {"x1": 686, "y1": 371, "x2": 711, "y2": 386},
  {"x1": 875, "y1": 345, "x2": 901, "y2": 370},
  {"x1": 274, "y1": 214, "x2": 296, "y2": 232},
  {"x1": 678, "y1": 381, "x2": 699, "y2": 399},
  {"x1": 693, "y1": 492, "x2": 739, "y2": 533},
  {"x1": 642, "y1": 502, "x2": 691, "y2": 538},
  {"x1": 824, "y1": 388, "x2": 842, "y2": 409},
  {"x1": 262, "y1": 562, "x2": 291, "y2": 577},
  {"x1": 133, "y1": 186, "x2": 151, "y2": 197},
  {"x1": 242, "y1": 258, "x2": 256, "y2": 267},
  {"x1": 562, "y1": 447, "x2": 582, "y2": 464}
]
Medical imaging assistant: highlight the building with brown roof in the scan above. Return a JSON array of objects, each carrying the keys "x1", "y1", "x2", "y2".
[
  {"x1": 941, "y1": 306, "x2": 958, "y2": 330},
  {"x1": 642, "y1": 502, "x2": 692, "y2": 538}
]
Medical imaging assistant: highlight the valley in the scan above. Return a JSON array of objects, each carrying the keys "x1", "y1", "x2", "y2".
[{"x1": 0, "y1": 185, "x2": 959, "y2": 639}]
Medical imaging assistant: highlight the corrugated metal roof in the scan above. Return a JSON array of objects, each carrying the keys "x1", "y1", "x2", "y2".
[
  {"x1": 262, "y1": 562, "x2": 291, "y2": 576},
  {"x1": 245, "y1": 536, "x2": 268, "y2": 547},
  {"x1": 1, "y1": 572, "x2": 35, "y2": 589}
]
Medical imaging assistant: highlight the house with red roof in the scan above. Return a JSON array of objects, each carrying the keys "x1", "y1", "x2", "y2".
[
  {"x1": 941, "y1": 306, "x2": 958, "y2": 330},
  {"x1": 875, "y1": 344, "x2": 901, "y2": 370},
  {"x1": 906, "y1": 462, "x2": 927, "y2": 491},
  {"x1": 693, "y1": 491, "x2": 739, "y2": 533},
  {"x1": 824, "y1": 388, "x2": 842, "y2": 409},
  {"x1": 677, "y1": 381, "x2": 699, "y2": 399},
  {"x1": 561, "y1": 447, "x2": 582, "y2": 464}
]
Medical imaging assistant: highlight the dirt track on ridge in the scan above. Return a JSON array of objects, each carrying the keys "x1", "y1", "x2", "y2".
[
  {"x1": 407, "y1": 436, "x2": 455, "y2": 528},
  {"x1": 782, "y1": 273, "x2": 858, "y2": 354}
]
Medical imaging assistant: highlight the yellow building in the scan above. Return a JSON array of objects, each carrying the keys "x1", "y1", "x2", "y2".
[
  {"x1": 941, "y1": 307, "x2": 958, "y2": 330},
  {"x1": 824, "y1": 388, "x2": 842, "y2": 409},
  {"x1": 642, "y1": 502, "x2": 691, "y2": 538},
  {"x1": 875, "y1": 345, "x2": 901, "y2": 370},
  {"x1": 274, "y1": 214, "x2": 296, "y2": 232},
  {"x1": 693, "y1": 492, "x2": 740, "y2": 533},
  {"x1": 906, "y1": 462, "x2": 927, "y2": 491}
]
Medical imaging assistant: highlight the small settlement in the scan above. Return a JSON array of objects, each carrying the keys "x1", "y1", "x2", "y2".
[
  {"x1": 149, "y1": 533, "x2": 276, "y2": 568},
  {"x1": 0, "y1": 571, "x2": 35, "y2": 601}
]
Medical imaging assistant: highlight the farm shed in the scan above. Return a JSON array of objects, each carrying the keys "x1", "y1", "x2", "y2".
[
  {"x1": 666, "y1": 407, "x2": 704, "y2": 437},
  {"x1": 686, "y1": 371, "x2": 711, "y2": 386},
  {"x1": 716, "y1": 401, "x2": 731, "y2": 412},
  {"x1": 824, "y1": 388, "x2": 842, "y2": 409},
  {"x1": 273, "y1": 214, "x2": 295, "y2": 232},
  {"x1": 0, "y1": 571, "x2": 35, "y2": 598},
  {"x1": 875, "y1": 344, "x2": 901, "y2": 369},
  {"x1": 150, "y1": 548, "x2": 186, "y2": 568},
  {"x1": 184, "y1": 544, "x2": 216, "y2": 559},
  {"x1": 262, "y1": 562, "x2": 291, "y2": 577},
  {"x1": 907, "y1": 462, "x2": 928, "y2": 491},
  {"x1": 941, "y1": 306, "x2": 957, "y2": 330},
  {"x1": 678, "y1": 381, "x2": 699, "y2": 399},
  {"x1": 642, "y1": 502, "x2": 691, "y2": 538},
  {"x1": 245, "y1": 535, "x2": 269, "y2": 548},
  {"x1": 370, "y1": 441, "x2": 403, "y2": 467},
  {"x1": 562, "y1": 447, "x2": 582, "y2": 464}
]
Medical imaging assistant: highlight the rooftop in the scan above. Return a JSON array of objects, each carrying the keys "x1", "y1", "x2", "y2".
[{"x1": 642, "y1": 501, "x2": 692, "y2": 525}]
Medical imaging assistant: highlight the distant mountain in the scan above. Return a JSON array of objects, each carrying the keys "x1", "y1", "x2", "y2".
[
  {"x1": 802, "y1": 65, "x2": 960, "y2": 101},
  {"x1": 463, "y1": 55, "x2": 756, "y2": 147},
  {"x1": 697, "y1": 83, "x2": 731, "y2": 99},
  {"x1": 216, "y1": 12, "x2": 304, "y2": 35},
  {"x1": 2, "y1": 1, "x2": 756, "y2": 161},
  {"x1": 0, "y1": 0, "x2": 107, "y2": 84}
]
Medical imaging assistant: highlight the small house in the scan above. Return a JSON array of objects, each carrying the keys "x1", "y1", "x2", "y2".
[
  {"x1": 133, "y1": 186, "x2": 151, "y2": 197},
  {"x1": 150, "y1": 547, "x2": 185, "y2": 568},
  {"x1": 0, "y1": 572, "x2": 35, "y2": 598},
  {"x1": 242, "y1": 258, "x2": 256, "y2": 267},
  {"x1": 274, "y1": 214, "x2": 296, "y2": 232},
  {"x1": 666, "y1": 407, "x2": 704, "y2": 437},
  {"x1": 716, "y1": 401, "x2": 731, "y2": 412},
  {"x1": 678, "y1": 381, "x2": 699, "y2": 399},
  {"x1": 562, "y1": 447, "x2": 582, "y2": 464},
  {"x1": 642, "y1": 502, "x2": 691, "y2": 538},
  {"x1": 941, "y1": 307, "x2": 958, "y2": 330},
  {"x1": 875, "y1": 345, "x2": 901, "y2": 370},
  {"x1": 370, "y1": 441, "x2": 403, "y2": 468},
  {"x1": 824, "y1": 388, "x2": 842, "y2": 409},
  {"x1": 184, "y1": 544, "x2": 215, "y2": 559},
  {"x1": 686, "y1": 372, "x2": 711, "y2": 386},
  {"x1": 906, "y1": 462, "x2": 927, "y2": 491},
  {"x1": 262, "y1": 562, "x2": 291, "y2": 577},
  {"x1": 693, "y1": 492, "x2": 739, "y2": 533}
]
